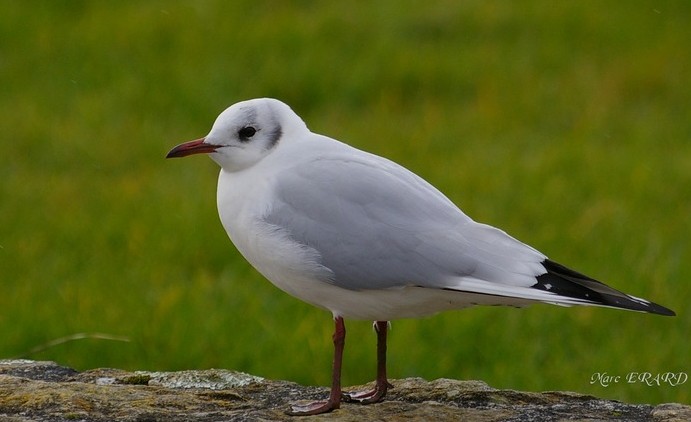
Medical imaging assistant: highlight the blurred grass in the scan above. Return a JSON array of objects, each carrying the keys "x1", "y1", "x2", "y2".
[{"x1": 1, "y1": 0, "x2": 689, "y2": 405}]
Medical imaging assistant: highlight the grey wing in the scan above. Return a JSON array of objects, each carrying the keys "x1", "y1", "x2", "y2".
[{"x1": 263, "y1": 156, "x2": 546, "y2": 291}]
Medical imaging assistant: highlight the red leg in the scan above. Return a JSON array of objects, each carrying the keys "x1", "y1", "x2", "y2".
[
  {"x1": 344, "y1": 320, "x2": 392, "y2": 404},
  {"x1": 287, "y1": 316, "x2": 345, "y2": 415}
]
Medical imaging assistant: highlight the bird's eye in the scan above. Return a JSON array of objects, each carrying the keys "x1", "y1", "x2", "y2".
[{"x1": 238, "y1": 126, "x2": 257, "y2": 141}]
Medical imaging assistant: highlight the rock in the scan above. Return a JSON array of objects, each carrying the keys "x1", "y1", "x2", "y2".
[{"x1": 0, "y1": 359, "x2": 687, "y2": 421}]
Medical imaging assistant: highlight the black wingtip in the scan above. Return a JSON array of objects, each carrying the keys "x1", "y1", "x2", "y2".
[
  {"x1": 646, "y1": 302, "x2": 676, "y2": 317},
  {"x1": 534, "y1": 259, "x2": 676, "y2": 317}
]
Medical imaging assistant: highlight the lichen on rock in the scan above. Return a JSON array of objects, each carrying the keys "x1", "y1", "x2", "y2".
[{"x1": 0, "y1": 359, "x2": 688, "y2": 421}]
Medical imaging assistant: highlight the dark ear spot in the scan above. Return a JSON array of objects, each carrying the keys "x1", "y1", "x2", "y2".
[{"x1": 266, "y1": 124, "x2": 282, "y2": 149}]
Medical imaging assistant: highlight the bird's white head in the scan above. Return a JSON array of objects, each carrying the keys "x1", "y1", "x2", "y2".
[{"x1": 166, "y1": 98, "x2": 308, "y2": 172}]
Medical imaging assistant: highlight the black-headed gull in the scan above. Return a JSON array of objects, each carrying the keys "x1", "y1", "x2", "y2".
[{"x1": 166, "y1": 98, "x2": 674, "y2": 415}]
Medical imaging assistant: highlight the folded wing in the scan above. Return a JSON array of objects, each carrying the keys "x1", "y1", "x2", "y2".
[{"x1": 263, "y1": 149, "x2": 674, "y2": 316}]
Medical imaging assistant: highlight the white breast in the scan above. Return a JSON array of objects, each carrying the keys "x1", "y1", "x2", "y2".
[{"x1": 216, "y1": 167, "x2": 338, "y2": 305}]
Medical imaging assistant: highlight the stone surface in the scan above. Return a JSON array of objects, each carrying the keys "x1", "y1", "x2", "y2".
[{"x1": 0, "y1": 359, "x2": 688, "y2": 421}]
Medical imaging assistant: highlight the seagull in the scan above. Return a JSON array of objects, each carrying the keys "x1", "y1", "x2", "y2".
[{"x1": 166, "y1": 98, "x2": 675, "y2": 415}]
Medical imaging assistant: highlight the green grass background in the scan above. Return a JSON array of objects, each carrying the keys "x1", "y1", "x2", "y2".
[{"x1": 1, "y1": 1, "x2": 688, "y2": 405}]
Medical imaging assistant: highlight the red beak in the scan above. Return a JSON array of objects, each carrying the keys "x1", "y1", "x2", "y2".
[{"x1": 166, "y1": 138, "x2": 219, "y2": 158}]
